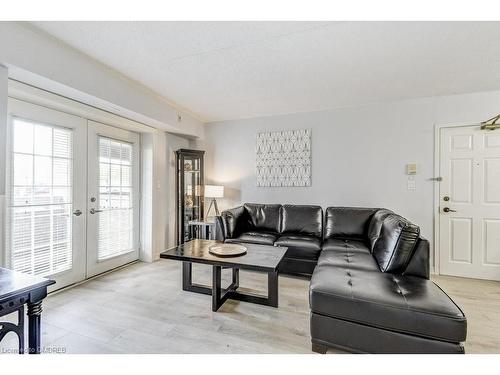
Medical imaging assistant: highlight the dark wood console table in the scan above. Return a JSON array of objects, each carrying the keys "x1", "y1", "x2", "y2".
[{"x1": 0, "y1": 268, "x2": 55, "y2": 354}]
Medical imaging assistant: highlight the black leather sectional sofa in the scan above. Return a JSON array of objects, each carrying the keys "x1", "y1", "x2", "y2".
[{"x1": 215, "y1": 203, "x2": 467, "y2": 354}]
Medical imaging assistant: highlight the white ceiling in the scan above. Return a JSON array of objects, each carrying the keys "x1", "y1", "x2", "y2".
[{"x1": 30, "y1": 21, "x2": 500, "y2": 122}]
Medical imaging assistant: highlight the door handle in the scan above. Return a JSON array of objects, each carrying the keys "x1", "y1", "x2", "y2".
[
  {"x1": 443, "y1": 207, "x2": 457, "y2": 213},
  {"x1": 73, "y1": 209, "x2": 82, "y2": 216},
  {"x1": 90, "y1": 208, "x2": 103, "y2": 214}
]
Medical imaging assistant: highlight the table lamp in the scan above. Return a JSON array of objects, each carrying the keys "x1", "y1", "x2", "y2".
[{"x1": 204, "y1": 185, "x2": 224, "y2": 219}]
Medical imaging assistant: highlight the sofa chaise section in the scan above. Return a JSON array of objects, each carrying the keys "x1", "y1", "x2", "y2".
[{"x1": 310, "y1": 207, "x2": 467, "y2": 353}]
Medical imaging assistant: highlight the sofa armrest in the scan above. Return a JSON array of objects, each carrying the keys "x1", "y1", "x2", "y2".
[
  {"x1": 403, "y1": 237, "x2": 430, "y2": 279},
  {"x1": 219, "y1": 205, "x2": 246, "y2": 239},
  {"x1": 214, "y1": 216, "x2": 225, "y2": 241}
]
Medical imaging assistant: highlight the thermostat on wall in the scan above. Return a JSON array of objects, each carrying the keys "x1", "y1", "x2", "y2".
[{"x1": 406, "y1": 163, "x2": 417, "y2": 175}]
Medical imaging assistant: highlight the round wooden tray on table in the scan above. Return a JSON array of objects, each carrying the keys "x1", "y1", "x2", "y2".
[{"x1": 208, "y1": 244, "x2": 247, "y2": 257}]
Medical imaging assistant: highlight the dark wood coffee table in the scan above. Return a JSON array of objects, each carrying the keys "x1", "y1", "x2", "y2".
[{"x1": 160, "y1": 239, "x2": 287, "y2": 312}]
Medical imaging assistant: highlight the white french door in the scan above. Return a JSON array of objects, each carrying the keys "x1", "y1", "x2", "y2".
[
  {"x1": 439, "y1": 125, "x2": 500, "y2": 281},
  {"x1": 6, "y1": 98, "x2": 87, "y2": 289},
  {"x1": 6, "y1": 99, "x2": 140, "y2": 289},
  {"x1": 86, "y1": 121, "x2": 140, "y2": 277}
]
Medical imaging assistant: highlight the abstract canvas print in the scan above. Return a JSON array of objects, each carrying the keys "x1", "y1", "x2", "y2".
[{"x1": 256, "y1": 129, "x2": 311, "y2": 187}]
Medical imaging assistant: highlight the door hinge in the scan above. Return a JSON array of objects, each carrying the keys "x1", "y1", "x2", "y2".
[{"x1": 429, "y1": 177, "x2": 443, "y2": 182}]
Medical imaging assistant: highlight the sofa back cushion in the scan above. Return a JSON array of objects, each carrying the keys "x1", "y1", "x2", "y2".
[
  {"x1": 281, "y1": 205, "x2": 323, "y2": 237},
  {"x1": 367, "y1": 208, "x2": 394, "y2": 252},
  {"x1": 243, "y1": 203, "x2": 282, "y2": 233},
  {"x1": 324, "y1": 207, "x2": 378, "y2": 240},
  {"x1": 373, "y1": 213, "x2": 420, "y2": 273}
]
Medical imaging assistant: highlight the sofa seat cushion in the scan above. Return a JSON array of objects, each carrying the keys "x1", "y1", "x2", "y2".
[
  {"x1": 318, "y1": 241, "x2": 380, "y2": 272},
  {"x1": 275, "y1": 234, "x2": 322, "y2": 260},
  {"x1": 225, "y1": 231, "x2": 278, "y2": 246},
  {"x1": 309, "y1": 265, "x2": 467, "y2": 342},
  {"x1": 322, "y1": 238, "x2": 370, "y2": 253}
]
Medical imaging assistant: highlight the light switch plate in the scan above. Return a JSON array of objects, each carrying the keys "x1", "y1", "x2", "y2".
[{"x1": 406, "y1": 163, "x2": 417, "y2": 175}]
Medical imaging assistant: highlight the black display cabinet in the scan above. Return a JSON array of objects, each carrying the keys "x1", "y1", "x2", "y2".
[{"x1": 176, "y1": 149, "x2": 205, "y2": 244}]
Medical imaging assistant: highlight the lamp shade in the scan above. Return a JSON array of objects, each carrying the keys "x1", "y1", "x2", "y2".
[{"x1": 204, "y1": 185, "x2": 224, "y2": 198}]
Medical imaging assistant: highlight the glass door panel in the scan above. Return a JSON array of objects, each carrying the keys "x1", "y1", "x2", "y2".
[
  {"x1": 97, "y1": 137, "x2": 134, "y2": 260},
  {"x1": 86, "y1": 120, "x2": 140, "y2": 277},
  {"x1": 6, "y1": 98, "x2": 87, "y2": 290}
]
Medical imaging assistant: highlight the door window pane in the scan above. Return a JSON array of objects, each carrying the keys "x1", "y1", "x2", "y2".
[
  {"x1": 13, "y1": 119, "x2": 33, "y2": 154},
  {"x1": 97, "y1": 136, "x2": 135, "y2": 260},
  {"x1": 13, "y1": 153, "x2": 33, "y2": 186},
  {"x1": 34, "y1": 156, "x2": 52, "y2": 186},
  {"x1": 8, "y1": 118, "x2": 73, "y2": 276},
  {"x1": 34, "y1": 124, "x2": 52, "y2": 156},
  {"x1": 53, "y1": 127, "x2": 72, "y2": 158}
]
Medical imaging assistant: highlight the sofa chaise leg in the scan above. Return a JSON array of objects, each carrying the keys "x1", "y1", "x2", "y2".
[{"x1": 312, "y1": 342, "x2": 328, "y2": 354}]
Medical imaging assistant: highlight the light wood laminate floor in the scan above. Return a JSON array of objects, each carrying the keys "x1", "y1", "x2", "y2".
[{"x1": 1, "y1": 260, "x2": 499, "y2": 354}]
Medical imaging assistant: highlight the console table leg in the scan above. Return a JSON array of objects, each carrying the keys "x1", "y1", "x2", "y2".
[
  {"x1": 268, "y1": 270, "x2": 279, "y2": 307},
  {"x1": 27, "y1": 301, "x2": 42, "y2": 354}
]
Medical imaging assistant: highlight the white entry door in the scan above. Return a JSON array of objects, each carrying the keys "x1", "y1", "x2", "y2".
[
  {"x1": 86, "y1": 120, "x2": 140, "y2": 277},
  {"x1": 439, "y1": 125, "x2": 500, "y2": 281},
  {"x1": 6, "y1": 98, "x2": 87, "y2": 289}
]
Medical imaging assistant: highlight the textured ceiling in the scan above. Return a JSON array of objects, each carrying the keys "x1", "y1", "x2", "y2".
[{"x1": 30, "y1": 21, "x2": 500, "y2": 122}]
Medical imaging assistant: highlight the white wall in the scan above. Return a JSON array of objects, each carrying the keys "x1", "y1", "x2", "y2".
[
  {"x1": 0, "y1": 22, "x2": 204, "y2": 138},
  {"x1": 151, "y1": 132, "x2": 190, "y2": 260},
  {"x1": 202, "y1": 90, "x2": 500, "y2": 269},
  {"x1": 140, "y1": 132, "x2": 156, "y2": 263}
]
